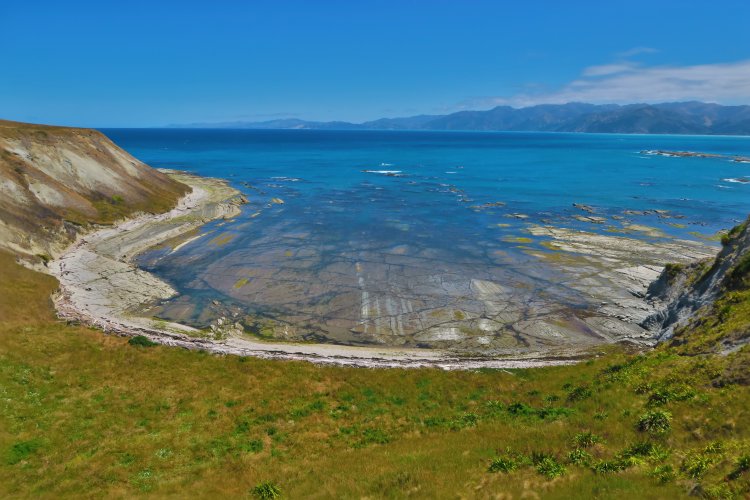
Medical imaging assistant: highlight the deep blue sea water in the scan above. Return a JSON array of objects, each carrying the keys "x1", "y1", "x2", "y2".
[{"x1": 101, "y1": 129, "x2": 750, "y2": 347}]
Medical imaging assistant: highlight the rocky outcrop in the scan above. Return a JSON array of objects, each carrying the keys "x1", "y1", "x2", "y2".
[
  {"x1": 642, "y1": 217, "x2": 750, "y2": 347},
  {"x1": 0, "y1": 120, "x2": 189, "y2": 259}
]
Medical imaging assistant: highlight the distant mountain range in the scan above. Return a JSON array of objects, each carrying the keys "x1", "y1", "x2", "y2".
[{"x1": 169, "y1": 102, "x2": 750, "y2": 135}]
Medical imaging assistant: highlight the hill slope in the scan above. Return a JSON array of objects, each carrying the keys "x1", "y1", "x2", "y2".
[
  {"x1": 644, "y1": 217, "x2": 750, "y2": 354},
  {"x1": 0, "y1": 120, "x2": 188, "y2": 259}
]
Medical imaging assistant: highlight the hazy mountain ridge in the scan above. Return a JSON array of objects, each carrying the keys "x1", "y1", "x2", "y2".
[{"x1": 171, "y1": 102, "x2": 750, "y2": 135}]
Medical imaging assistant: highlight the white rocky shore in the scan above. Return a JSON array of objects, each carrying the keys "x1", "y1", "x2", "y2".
[{"x1": 48, "y1": 171, "x2": 585, "y2": 370}]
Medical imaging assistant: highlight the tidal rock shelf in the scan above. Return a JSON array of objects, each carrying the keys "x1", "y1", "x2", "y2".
[{"x1": 48, "y1": 170, "x2": 719, "y2": 369}]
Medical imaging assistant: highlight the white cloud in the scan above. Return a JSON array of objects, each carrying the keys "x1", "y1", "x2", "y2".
[
  {"x1": 487, "y1": 59, "x2": 750, "y2": 108},
  {"x1": 617, "y1": 46, "x2": 658, "y2": 58},
  {"x1": 582, "y1": 62, "x2": 638, "y2": 77}
]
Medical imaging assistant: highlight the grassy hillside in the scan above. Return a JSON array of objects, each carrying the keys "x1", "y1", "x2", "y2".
[{"x1": 1, "y1": 249, "x2": 749, "y2": 498}]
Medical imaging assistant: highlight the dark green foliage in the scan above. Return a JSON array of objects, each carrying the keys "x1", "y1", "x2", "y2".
[
  {"x1": 727, "y1": 455, "x2": 750, "y2": 480},
  {"x1": 535, "y1": 456, "x2": 566, "y2": 479},
  {"x1": 650, "y1": 464, "x2": 676, "y2": 483},
  {"x1": 356, "y1": 428, "x2": 390, "y2": 447},
  {"x1": 488, "y1": 456, "x2": 518, "y2": 473},
  {"x1": 449, "y1": 412, "x2": 478, "y2": 430},
  {"x1": 243, "y1": 439, "x2": 263, "y2": 453},
  {"x1": 128, "y1": 335, "x2": 158, "y2": 347},
  {"x1": 573, "y1": 431, "x2": 602, "y2": 448},
  {"x1": 664, "y1": 263, "x2": 684, "y2": 281},
  {"x1": 252, "y1": 481, "x2": 281, "y2": 499},
  {"x1": 681, "y1": 453, "x2": 714, "y2": 479},
  {"x1": 727, "y1": 252, "x2": 750, "y2": 288},
  {"x1": 592, "y1": 460, "x2": 626, "y2": 474},
  {"x1": 646, "y1": 384, "x2": 695, "y2": 407},
  {"x1": 636, "y1": 411, "x2": 672, "y2": 435},
  {"x1": 566, "y1": 385, "x2": 593, "y2": 402},
  {"x1": 6, "y1": 439, "x2": 42, "y2": 465},
  {"x1": 505, "y1": 402, "x2": 574, "y2": 420},
  {"x1": 567, "y1": 448, "x2": 592, "y2": 465}
]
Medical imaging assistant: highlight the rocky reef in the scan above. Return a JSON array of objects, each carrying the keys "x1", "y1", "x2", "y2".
[
  {"x1": 643, "y1": 217, "x2": 750, "y2": 352},
  {"x1": 0, "y1": 120, "x2": 188, "y2": 260}
]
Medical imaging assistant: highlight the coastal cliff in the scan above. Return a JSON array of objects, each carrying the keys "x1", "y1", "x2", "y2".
[
  {"x1": 0, "y1": 120, "x2": 189, "y2": 260},
  {"x1": 643, "y1": 217, "x2": 750, "y2": 353}
]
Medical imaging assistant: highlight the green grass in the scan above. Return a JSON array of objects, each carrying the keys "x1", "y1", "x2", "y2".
[{"x1": 1, "y1": 251, "x2": 750, "y2": 497}]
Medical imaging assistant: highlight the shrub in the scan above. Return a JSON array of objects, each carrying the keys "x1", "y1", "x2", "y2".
[
  {"x1": 703, "y1": 441, "x2": 725, "y2": 455},
  {"x1": 6, "y1": 439, "x2": 42, "y2": 465},
  {"x1": 356, "y1": 427, "x2": 390, "y2": 447},
  {"x1": 449, "y1": 412, "x2": 479, "y2": 430},
  {"x1": 592, "y1": 460, "x2": 625, "y2": 474},
  {"x1": 252, "y1": 481, "x2": 281, "y2": 499},
  {"x1": 702, "y1": 484, "x2": 734, "y2": 499},
  {"x1": 681, "y1": 453, "x2": 714, "y2": 479},
  {"x1": 128, "y1": 335, "x2": 158, "y2": 347},
  {"x1": 647, "y1": 384, "x2": 696, "y2": 407},
  {"x1": 573, "y1": 431, "x2": 603, "y2": 448},
  {"x1": 637, "y1": 411, "x2": 672, "y2": 435},
  {"x1": 650, "y1": 464, "x2": 676, "y2": 483},
  {"x1": 488, "y1": 456, "x2": 518, "y2": 473},
  {"x1": 507, "y1": 402, "x2": 535, "y2": 416},
  {"x1": 728, "y1": 454, "x2": 750, "y2": 480},
  {"x1": 567, "y1": 385, "x2": 593, "y2": 402},
  {"x1": 536, "y1": 406, "x2": 574, "y2": 420},
  {"x1": 244, "y1": 439, "x2": 263, "y2": 453},
  {"x1": 618, "y1": 441, "x2": 669, "y2": 463},
  {"x1": 568, "y1": 448, "x2": 592, "y2": 466},
  {"x1": 536, "y1": 456, "x2": 566, "y2": 479},
  {"x1": 664, "y1": 263, "x2": 684, "y2": 281}
]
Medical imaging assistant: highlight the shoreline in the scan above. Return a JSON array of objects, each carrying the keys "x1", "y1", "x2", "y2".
[
  {"x1": 47, "y1": 170, "x2": 717, "y2": 370},
  {"x1": 48, "y1": 171, "x2": 587, "y2": 369}
]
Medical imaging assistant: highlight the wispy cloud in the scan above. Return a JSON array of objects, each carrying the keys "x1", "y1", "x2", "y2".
[
  {"x1": 617, "y1": 46, "x2": 658, "y2": 58},
  {"x1": 581, "y1": 62, "x2": 638, "y2": 77},
  {"x1": 480, "y1": 58, "x2": 750, "y2": 108}
]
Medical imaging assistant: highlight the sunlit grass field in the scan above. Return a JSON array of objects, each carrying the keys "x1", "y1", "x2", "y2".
[{"x1": 1, "y1": 251, "x2": 749, "y2": 498}]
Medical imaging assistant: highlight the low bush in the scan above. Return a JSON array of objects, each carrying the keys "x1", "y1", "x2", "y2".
[
  {"x1": 488, "y1": 456, "x2": 518, "y2": 473},
  {"x1": 252, "y1": 481, "x2": 281, "y2": 499},
  {"x1": 128, "y1": 335, "x2": 158, "y2": 347},
  {"x1": 636, "y1": 411, "x2": 672, "y2": 435},
  {"x1": 535, "y1": 456, "x2": 566, "y2": 479},
  {"x1": 567, "y1": 448, "x2": 592, "y2": 465},
  {"x1": 573, "y1": 431, "x2": 602, "y2": 448}
]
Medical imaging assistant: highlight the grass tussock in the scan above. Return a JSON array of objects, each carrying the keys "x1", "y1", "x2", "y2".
[{"x1": 1, "y1": 251, "x2": 750, "y2": 497}]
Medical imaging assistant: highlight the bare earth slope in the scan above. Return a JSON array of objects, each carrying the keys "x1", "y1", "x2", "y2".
[
  {"x1": 644, "y1": 216, "x2": 750, "y2": 353},
  {"x1": 0, "y1": 120, "x2": 188, "y2": 258}
]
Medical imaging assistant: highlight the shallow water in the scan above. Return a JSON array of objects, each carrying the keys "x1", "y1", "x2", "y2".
[{"x1": 103, "y1": 129, "x2": 750, "y2": 349}]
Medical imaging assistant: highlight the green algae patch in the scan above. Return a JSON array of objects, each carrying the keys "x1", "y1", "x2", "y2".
[
  {"x1": 502, "y1": 236, "x2": 534, "y2": 244},
  {"x1": 689, "y1": 231, "x2": 724, "y2": 242},
  {"x1": 234, "y1": 277, "x2": 250, "y2": 289},
  {"x1": 211, "y1": 233, "x2": 235, "y2": 247},
  {"x1": 540, "y1": 241, "x2": 562, "y2": 251}
]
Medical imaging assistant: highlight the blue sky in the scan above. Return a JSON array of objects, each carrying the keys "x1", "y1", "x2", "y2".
[{"x1": 2, "y1": 0, "x2": 750, "y2": 127}]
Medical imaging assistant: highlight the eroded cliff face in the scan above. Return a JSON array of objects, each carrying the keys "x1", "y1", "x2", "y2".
[
  {"x1": 0, "y1": 120, "x2": 189, "y2": 259},
  {"x1": 643, "y1": 217, "x2": 750, "y2": 352}
]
